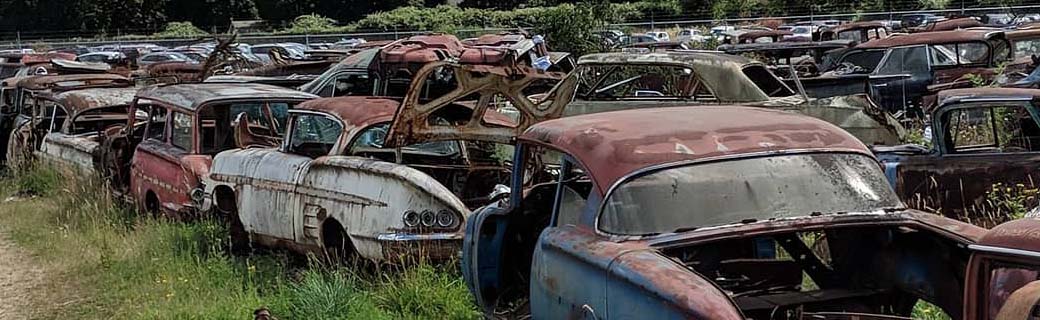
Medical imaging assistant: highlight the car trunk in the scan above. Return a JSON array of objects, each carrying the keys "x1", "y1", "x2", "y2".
[{"x1": 654, "y1": 223, "x2": 972, "y2": 319}]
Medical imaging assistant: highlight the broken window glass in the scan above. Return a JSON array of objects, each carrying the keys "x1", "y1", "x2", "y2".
[{"x1": 170, "y1": 112, "x2": 192, "y2": 151}]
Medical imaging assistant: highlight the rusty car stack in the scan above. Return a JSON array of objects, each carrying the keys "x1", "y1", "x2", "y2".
[{"x1": 8, "y1": 16, "x2": 1040, "y2": 318}]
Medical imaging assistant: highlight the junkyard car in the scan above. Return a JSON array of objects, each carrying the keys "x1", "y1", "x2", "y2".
[
  {"x1": 822, "y1": 30, "x2": 1014, "y2": 115},
  {"x1": 100, "y1": 83, "x2": 317, "y2": 217},
  {"x1": 199, "y1": 61, "x2": 565, "y2": 262},
  {"x1": 876, "y1": 88, "x2": 1040, "y2": 220},
  {"x1": 299, "y1": 33, "x2": 570, "y2": 98},
  {"x1": 19, "y1": 87, "x2": 137, "y2": 172},
  {"x1": 461, "y1": 105, "x2": 1040, "y2": 319},
  {"x1": 552, "y1": 52, "x2": 903, "y2": 145},
  {"x1": 5, "y1": 73, "x2": 132, "y2": 169}
]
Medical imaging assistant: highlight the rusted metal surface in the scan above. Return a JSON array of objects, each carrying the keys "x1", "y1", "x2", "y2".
[
  {"x1": 134, "y1": 83, "x2": 317, "y2": 111},
  {"x1": 979, "y1": 218, "x2": 1040, "y2": 253},
  {"x1": 235, "y1": 60, "x2": 335, "y2": 77},
  {"x1": 386, "y1": 61, "x2": 566, "y2": 147},
  {"x1": 912, "y1": 17, "x2": 985, "y2": 33},
  {"x1": 736, "y1": 30, "x2": 793, "y2": 43},
  {"x1": 857, "y1": 29, "x2": 1003, "y2": 49},
  {"x1": 521, "y1": 106, "x2": 870, "y2": 195},
  {"x1": 15, "y1": 73, "x2": 130, "y2": 91}
]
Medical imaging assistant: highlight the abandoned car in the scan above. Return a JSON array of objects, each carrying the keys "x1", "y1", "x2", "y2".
[
  {"x1": 99, "y1": 83, "x2": 317, "y2": 217},
  {"x1": 298, "y1": 33, "x2": 569, "y2": 99},
  {"x1": 461, "y1": 105, "x2": 1036, "y2": 319},
  {"x1": 17, "y1": 87, "x2": 137, "y2": 172},
  {"x1": 199, "y1": 61, "x2": 566, "y2": 262},
  {"x1": 816, "y1": 29, "x2": 1014, "y2": 116},
  {"x1": 875, "y1": 87, "x2": 1040, "y2": 221},
  {"x1": 4, "y1": 73, "x2": 133, "y2": 169},
  {"x1": 552, "y1": 51, "x2": 903, "y2": 145}
]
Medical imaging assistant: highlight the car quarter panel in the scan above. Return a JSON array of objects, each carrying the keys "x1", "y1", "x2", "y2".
[
  {"x1": 38, "y1": 132, "x2": 101, "y2": 172},
  {"x1": 296, "y1": 156, "x2": 470, "y2": 261},
  {"x1": 210, "y1": 148, "x2": 312, "y2": 241},
  {"x1": 607, "y1": 249, "x2": 744, "y2": 320}
]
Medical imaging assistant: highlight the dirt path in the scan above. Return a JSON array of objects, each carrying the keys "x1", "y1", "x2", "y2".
[{"x1": 0, "y1": 230, "x2": 46, "y2": 318}]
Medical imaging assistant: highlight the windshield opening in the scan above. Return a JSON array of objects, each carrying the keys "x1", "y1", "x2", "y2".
[
  {"x1": 575, "y1": 64, "x2": 707, "y2": 101},
  {"x1": 599, "y1": 153, "x2": 903, "y2": 235},
  {"x1": 70, "y1": 105, "x2": 129, "y2": 135}
]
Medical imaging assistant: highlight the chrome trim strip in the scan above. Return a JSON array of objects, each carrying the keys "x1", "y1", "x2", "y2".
[
  {"x1": 969, "y1": 244, "x2": 1040, "y2": 259},
  {"x1": 374, "y1": 233, "x2": 463, "y2": 241}
]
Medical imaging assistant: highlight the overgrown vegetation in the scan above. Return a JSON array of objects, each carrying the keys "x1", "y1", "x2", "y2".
[
  {"x1": 151, "y1": 22, "x2": 210, "y2": 38},
  {"x1": 0, "y1": 164, "x2": 478, "y2": 319}
]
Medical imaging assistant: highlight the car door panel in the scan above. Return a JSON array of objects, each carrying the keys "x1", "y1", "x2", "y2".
[
  {"x1": 531, "y1": 227, "x2": 608, "y2": 319},
  {"x1": 38, "y1": 132, "x2": 101, "y2": 172},
  {"x1": 131, "y1": 139, "x2": 189, "y2": 213}
]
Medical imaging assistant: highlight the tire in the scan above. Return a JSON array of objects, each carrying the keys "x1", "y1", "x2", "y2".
[{"x1": 144, "y1": 192, "x2": 161, "y2": 218}]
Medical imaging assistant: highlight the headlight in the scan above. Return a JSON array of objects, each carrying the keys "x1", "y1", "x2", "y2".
[
  {"x1": 190, "y1": 187, "x2": 205, "y2": 207},
  {"x1": 436, "y1": 210, "x2": 456, "y2": 228},
  {"x1": 420, "y1": 210, "x2": 436, "y2": 227},
  {"x1": 403, "y1": 210, "x2": 420, "y2": 228}
]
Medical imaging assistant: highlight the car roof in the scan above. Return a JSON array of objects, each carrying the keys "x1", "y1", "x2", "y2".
[
  {"x1": 856, "y1": 29, "x2": 1001, "y2": 48},
  {"x1": 135, "y1": 83, "x2": 318, "y2": 111},
  {"x1": 520, "y1": 106, "x2": 870, "y2": 194},
  {"x1": 16, "y1": 73, "x2": 130, "y2": 91},
  {"x1": 936, "y1": 87, "x2": 1040, "y2": 108},
  {"x1": 977, "y1": 217, "x2": 1040, "y2": 253},
  {"x1": 51, "y1": 87, "x2": 138, "y2": 113},
  {"x1": 576, "y1": 52, "x2": 770, "y2": 103}
]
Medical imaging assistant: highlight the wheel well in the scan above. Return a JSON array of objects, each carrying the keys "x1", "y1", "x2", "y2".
[
  {"x1": 321, "y1": 219, "x2": 351, "y2": 250},
  {"x1": 213, "y1": 185, "x2": 236, "y2": 213},
  {"x1": 144, "y1": 190, "x2": 159, "y2": 212}
]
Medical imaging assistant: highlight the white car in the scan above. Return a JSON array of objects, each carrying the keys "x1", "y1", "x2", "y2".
[
  {"x1": 676, "y1": 29, "x2": 709, "y2": 43},
  {"x1": 787, "y1": 26, "x2": 813, "y2": 40},
  {"x1": 710, "y1": 26, "x2": 736, "y2": 41},
  {"x1": 645, "y1": 31, "x2": 670, "y2": 42}
]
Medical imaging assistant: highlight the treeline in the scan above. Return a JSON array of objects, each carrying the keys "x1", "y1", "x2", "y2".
[{"x1": 0, "y1": 0, "x2": 1028, "y2": 35}]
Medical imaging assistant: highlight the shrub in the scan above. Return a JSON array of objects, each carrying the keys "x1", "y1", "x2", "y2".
[
  {"x1": 152, "y1": 22, "x2": 208, "y2": 38},
  {"x1": 280, "y1": 14, "x2": 353, "y2": 34}
]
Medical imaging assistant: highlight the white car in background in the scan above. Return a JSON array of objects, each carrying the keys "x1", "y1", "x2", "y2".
[
  {"x1": 676, "y1": 29, "x2": 709, "y2": 43},
  {"x1": 645, "y1": 31, "x2": 670, "y2": 42},
  {"x1": 787, "y1": 25, "x2": 813, "y2": 40},
  {"x1": 710, "y1": 26, "x2": 735, "y2": 41}
]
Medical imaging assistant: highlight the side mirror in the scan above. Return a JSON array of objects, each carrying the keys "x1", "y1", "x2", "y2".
[
  {"x1": 488, "y1": 184, "x2": 511, "y2": 202},
  {"x1": 996, "y1": 280, "x2": 1040, "y2": 320}
]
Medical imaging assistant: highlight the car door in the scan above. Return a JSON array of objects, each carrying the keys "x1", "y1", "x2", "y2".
[
  {"x1": 529, "y1": 156, "x2": 608, "y2": 318},
  {"x1": 131, "y1": 110, "x2": 191, "y2": 215},
  {"x1": 869, "y1": 45, "x2": 932, "y2": 115},
  {"x1": 896, "y1": 102, "x2": 1040, "y2": 217},
  {"x1": 965, "y1": 245, "x2": 1040, "y2": 319}
]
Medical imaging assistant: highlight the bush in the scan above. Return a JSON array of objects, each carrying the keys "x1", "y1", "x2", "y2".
[
  {"x1": 152, "y1": 22, "x2": 208, "y2": 38},
  {"x1": 280, "y1": 14, "x2": 353, "y2": 34}
]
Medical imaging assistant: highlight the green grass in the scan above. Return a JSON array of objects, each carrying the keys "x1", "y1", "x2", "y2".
[{"x1": 0, "y1": 165, "x2": 479, "y2": 319}]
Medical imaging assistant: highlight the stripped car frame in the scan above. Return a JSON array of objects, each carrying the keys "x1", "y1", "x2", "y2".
[
  {"x1": 462, "y1": 105, "x2": 1040, "y2": 319},
  {"x1": 199, "y1": 60, "x2": 568, "y2": 262}
]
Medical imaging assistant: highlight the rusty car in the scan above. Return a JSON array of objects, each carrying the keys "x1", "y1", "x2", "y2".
[
  {"x1": 550, "y1": 51, "x2": 903, "y2": 145},
  {"x1": 99, "y1": 83, "x2": 317, "y2": 218},
  {"x1": 461, "y1": 105, "x2": 1040, "y2": 319},
  {"x1": 875, "y1": 87, "x2": 1040, "y2": 221},
  {"x1": 298, "y1": 33, "x2": 570, "y2": 98},
  {"x1": 4, "y1": 73, "x2": 132, "y2": 169},
  {"x1": 16, "y1": 87, "x2": 137, "y2": 173},
  {"x1": 818, "y1": 20, "x2": 890, "y2": 43},
  {"x1": 811, "y1": 29, "x2": 1014, "y2": 116},
  {"x1": 198, "y1": 60, "x2": 567, "y2": 262}
]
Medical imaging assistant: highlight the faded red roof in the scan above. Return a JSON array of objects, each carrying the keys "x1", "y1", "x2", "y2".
[
  {"x1": 978, "y1": 218, "x2": 1040, "y2": 253},
  {"x1": 828, "y1": 21, "x2": 887, "y2": 34},
  {"x1": 297, "y1": 96, "x2": 516, "y2": 144},
  {"x1": 520, "y1": 106, "x2": 871, "y2": 194},
  {"x1": 857, "y1": 29, "x2": 1001, "y2": 48},
  {"x1": 916, "y1": 17, "x2": 984, "y2": 32}
]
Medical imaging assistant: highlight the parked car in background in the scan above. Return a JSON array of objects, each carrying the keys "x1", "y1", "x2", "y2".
[
  {"x1": 619, "y1": 34, "x2": 659, "y2": 46},
  {"x1": 819, "y1": 21, "x2": 889, "y2": 43},
  {"x1": 876, "y1": 88, "x2": 1040, "y2": 221},
  {"x1": 710, "y1": 25, "x2": 736, "y2": 41},
  {"x1": 76, "y1": 51, "x2": 127, "y2": 65},
  {"x1": 137, "y1": 52, "x2": 194, "y2": 66},
  {"x1": 676, "y1": 29, "x2": 708, "y2": 43},
  {"x1": 901, "y1": 13, "x2": 946, "y2": 29},
  {"x1": 251, "y1": 43, "x2": 307, "y2": 63},
  {"x1": 645, "y1": 31, "x2": 670, "y2": 42},
  {"x1": 461, "y1": 105, "x2": 1000, "y2": 319},
  {"x1": 98, "y1": 83, "x2": 317, "y2": 218},
  {"x1": 787, "y1": 25, "x2": 813, "y2": 40}
]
